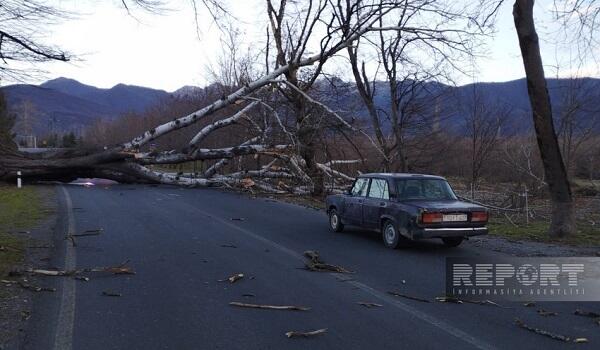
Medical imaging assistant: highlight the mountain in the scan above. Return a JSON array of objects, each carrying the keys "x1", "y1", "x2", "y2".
[
  {"x1": 2, "y1": 78, "x2": 172, "y2": 135},
  {"x1": 3, "y1": 76, "x2": 599, "y2": 138}
]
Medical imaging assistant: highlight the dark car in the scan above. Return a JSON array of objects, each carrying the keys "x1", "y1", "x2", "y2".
[{"x1": 325, "y1": 173, "x2": 488, "y2": 248}]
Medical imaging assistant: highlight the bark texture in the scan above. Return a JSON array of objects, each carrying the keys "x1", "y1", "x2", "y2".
[{"x1": 513, "y1": 0, "x2": 575, "y2": 237}]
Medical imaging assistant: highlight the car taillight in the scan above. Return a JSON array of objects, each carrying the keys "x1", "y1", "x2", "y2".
[
  {"x1": 471, "y1": 211, "x2": 488, "y2": 222},
  {"x1": 421, "y1": 212, "x2": 443, "y2": 223}
]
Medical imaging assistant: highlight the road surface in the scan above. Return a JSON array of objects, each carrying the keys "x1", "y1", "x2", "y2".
[{"x1": 22, "y1": 185, "x2": 599, "y2": 349}]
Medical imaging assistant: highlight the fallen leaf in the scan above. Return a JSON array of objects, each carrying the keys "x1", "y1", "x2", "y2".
[
  {"x1": 285, "y1": 328, "x2": 327, "y2": 338},
  {"x1": 229, "y1": 301, "x2": 310, "y2": 311},
  {"x1": 240, "y1": 178, "x2": 255, "y2": 188}
]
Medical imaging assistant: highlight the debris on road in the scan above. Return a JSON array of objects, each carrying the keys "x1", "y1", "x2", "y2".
[
  {"x1": 537, "y1": 309, "x2": 558, "y2": 317},
  {"x1": 357, "y1": 302, "x2": 382, "y2": 308},
  {"x1": 462, "y1": 300, "x2": 511, "y2": 308},
  {"x1": 13, "y1": 261, "x2": 135, "y2": 277},
  {"x1": 230, "y1": 217, "x2": 245, "y2": 221},
  {"x1": 242, "y1": 293, "x2": 255, "y2": 297},
  {"x1": 285, "y1": 328, "x2": 327, "y2": 338},
  {"x1": 523, "y1": 301, "x2": 536, "y2": 307},
  {"x1": 18, "y1": 281, "x2": 56, "y2": 292},
  {"x1": 65, "y1": 229, "x2": 104, "y2": 246},
  {"x1": 102, "y1": 291, "x2": 122, "y2": 297},
  {"x1": 229, "y1": 301, "x2": 310, "y2": 311},
  {"x1": 574, "y1": 309, "x2": 600, "y2": 326},
  {"x1": 435, "y1": 296, "x2": 463, "y2": 304},
  {"x1": 219, "y1": 273, "x2": 244, "y2": 283},
  {"x1": 220, "y1": 244, "x2": 238, "y2": 248},
  {"x1": 74, "y1": 276, "x2": 90, "y2": 282},
  {"x1": 574, "y1": 309, "x2": 600, "y2": 318},
  {"x1": 514, "y1": 318, "x2": 570, "y2": 342},
  {"x1": 574, "y1": 338, "x2": 589, "y2": 343},
  {"x1": 388, "y1": 291, "x2": 430, "y2": 303},
  {"x1": 303, "y1": 250, "x2": 353, "y2": 273}
]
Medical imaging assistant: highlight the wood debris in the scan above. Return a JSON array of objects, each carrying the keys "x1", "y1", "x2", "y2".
[
  {"x1": 303, "y1": 250, "x2": 353, "y2": 273},
  {"x1": 219, "y1": 273, "x2": 244, "y2": 283},
  {"x1": 19, "y1": 281, "x2": 56, "y2": 292},
  {"x1": 537, "y1": 309, "x2": 558, "y2": 317},
  {"x1": 388, "y1": 291, "x2": 430, "y2": 303},
  {"x1": 357, "y1": 302, "x2": 382, "y2": 308},
  {"x1": 435, "y1": 296, "x2": 463, "y2": 304},
  {"x1": 462, "y1": 300, "x2": 511, "y2": 308},
  {"x1": 14, "y1": 261, "x2": 135, "y2": 277},
  {"x1": 229, "y1": 301, "x2": 310, "y2": 311},
  {"x1": 514, "y1": 318, "x2": 570, "y2": 342},
  {"x1": 285, "y1": 328, "x2": 327, "y2": 338},
  {"x1": 574, "y1": 309, "x2": 600, "y2": 318}
]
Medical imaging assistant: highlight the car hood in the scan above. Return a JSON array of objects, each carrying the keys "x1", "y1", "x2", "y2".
[{"x1": 403, "y1": 200, "x2": 484, "y2": 211}]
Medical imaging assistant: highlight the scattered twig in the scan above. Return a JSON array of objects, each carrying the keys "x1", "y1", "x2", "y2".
[
  {"x1": 229, "y1": 301, "x2": 310, "y2": 311},
  {"x1": 219, "y1": 273, "x2": 244, "y2": 283},
  {"x1": 523, "y1": 301, "x2": 536, "y2": 307},
  {"x1": 514, "y1": 318, "x2": 570, "y2": 342},
  {"x1": 357, "y1": 302, "x2": 382, "y2": 308},
  {"x1": 220, "y1": 244, "x2": 237, "y2": 248},
  {"x1": 74, "y1": 276, "x2": 90, "y2": 282},
  {"x1": 388, "y1": 291, "x2": 430, "y2": 303},
  {"x1": 242, "y1": 293, "x2": 255, "y2": 297},
  {"x1": 303, "y1": 250, "x2": 353, "y2": 273},
  {"x1": 462, "y1": 299, "x2": 512, "y2": 308},
  {"x1": 574, "y1": 309, "x2": 600, "y2": 318},
  {"x1": 537, "y1": 309, "x2": 558, "y2": 317},
  {"x1": 435, "y1": 296, "x2": 463, "y2": 304},
  {"x1": 230, "y1": 218, "x2": 245, "y2": 221},
  {"x1": 285, "y1": 328, "x2": 327, "y2": 338},
  {"x1": 102, "y1": 291, "x2": 122, "y2": 297},
  {"x1": 14, "y1": 261, "x2": 135, "y2": 277},
  {"x1": 18, "y1": 281, "x2": 56, "y2": 293}
]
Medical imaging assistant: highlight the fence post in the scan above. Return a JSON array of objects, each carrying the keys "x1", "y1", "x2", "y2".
[{"x1": 17, "y1": 171, "x2": 22, "y2": 189}]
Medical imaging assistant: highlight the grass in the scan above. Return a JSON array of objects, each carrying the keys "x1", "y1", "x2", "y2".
[
  {"x1": 0, "y1": 185, "x2": 50, "y2": 278},
  {"x1": 489, "y1": 219, "x2": 600, "y2": 247}
]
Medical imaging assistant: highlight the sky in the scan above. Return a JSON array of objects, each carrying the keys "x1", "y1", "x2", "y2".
[{"x1": 5, "y1": 0, "x2": 599, "y2": 91}]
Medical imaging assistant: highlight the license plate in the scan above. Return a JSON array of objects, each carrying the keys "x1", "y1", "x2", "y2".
[{"x1": 443, "y1": 214, "x2": 467, "y2": 222}]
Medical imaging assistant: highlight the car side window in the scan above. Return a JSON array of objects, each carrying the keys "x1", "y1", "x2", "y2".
[
  {"x1": 368, "y1": 179, "x2": 389, "y2": 199},
  {"x1": 351, "y1": 178, "x2": 369, "y2": 197}
]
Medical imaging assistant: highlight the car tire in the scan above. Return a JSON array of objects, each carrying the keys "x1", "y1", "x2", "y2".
[
  {"x1": 382, "y1": 221, "x2": 402, "y2": 249},
  {"x1": 441, "y1": 237, "x2": 464, "y2": 247},
  {"x1": 329, "y1": 209, "x2": 344, "y2": 232}
]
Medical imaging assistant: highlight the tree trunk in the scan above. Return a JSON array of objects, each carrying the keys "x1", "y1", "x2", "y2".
[{"x1": 513, "y1": 0, "x2": 575, "y2": 237}]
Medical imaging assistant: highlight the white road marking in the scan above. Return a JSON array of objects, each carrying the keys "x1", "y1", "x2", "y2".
[
  {"x1": 53, "y1": 186, "x2": 77, "y2": 350},
  {"x1": 196, "y1": 206, "x2": 496, "y2": 350}
]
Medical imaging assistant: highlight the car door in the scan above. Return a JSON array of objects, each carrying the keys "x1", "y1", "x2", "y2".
[
  {"x1": 362, "y1": 178, "x2": 390, "y2": 228},
  {"x1": 343, "y1": 177, "x2": 370, "y2": 225}
]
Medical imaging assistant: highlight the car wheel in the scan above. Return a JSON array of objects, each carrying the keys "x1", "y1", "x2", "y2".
[
  {"x1": 382, "y1": 221, "x2": 401, "y2": 249},
  {"x1": 442, "y1": 237, "x2": 464, "y2": 247},
  {"x1": 329, "y1": 209, "x2": 344, "y2": 232}
]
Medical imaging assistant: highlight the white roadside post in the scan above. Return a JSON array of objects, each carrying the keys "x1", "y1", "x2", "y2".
[{"x1": 17, "y1": 171, "x2": 22, "y2": 189}]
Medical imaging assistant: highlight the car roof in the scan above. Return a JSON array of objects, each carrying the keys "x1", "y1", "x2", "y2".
[{"x1": 358, "y1": 173, "x2": 447, "y2": 180}]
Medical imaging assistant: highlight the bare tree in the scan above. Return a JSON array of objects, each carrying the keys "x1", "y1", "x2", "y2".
[
  {"x1": 513, "y1": 0, "x2": 575, "y2": 237},
  {"x1": 462, "y1": 86, "x2": 508, "y2": 195}
]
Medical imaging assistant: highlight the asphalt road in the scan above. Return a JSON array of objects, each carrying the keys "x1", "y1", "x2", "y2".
[{"x1": 21, "y1": 185, "x2": 600, "y2": 349}]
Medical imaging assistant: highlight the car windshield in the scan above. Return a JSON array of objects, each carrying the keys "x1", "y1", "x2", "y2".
[{"x1": 395, "y1": 178, "x2": 457, "y2": 201}]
